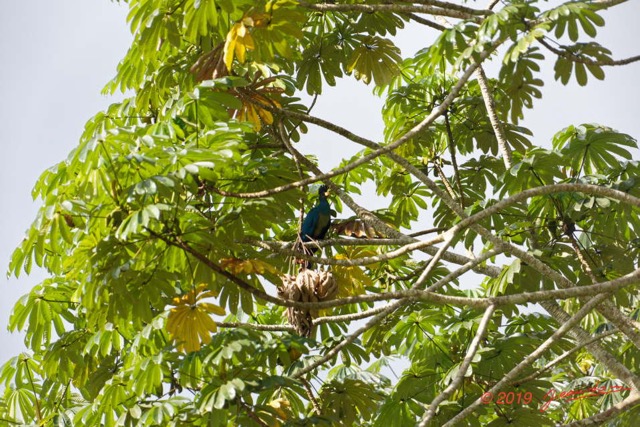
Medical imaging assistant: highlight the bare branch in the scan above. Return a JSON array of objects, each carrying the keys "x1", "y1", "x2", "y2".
[
  {"x1": 475, "y1": 66, "x2": 513, "y2": 169},
  {"x1": 514, "y1": 329, "x2": 619, "y2": 386},
  {"x1": 301, "y1": 378, "x2": 322, "y2": 415},
  {"x1": 541, "y1": 300, "x2": 640, "y2": 391},
  {"x1": 253, "y1": 233, "x2": 445, "y2": 266},
  {"x1": 217, "y1": 322, "x2": 294, "y2": 332},
  {"x1": 401, "y1": 0, "x2": 491, "y2": 16},
  {"x1": 592, "y1": 0, "x2": 628, "y2": 7},
  {"x1": 298, "y1": 1, "x2": 488, "y2": 20},
  {"x1": 564, "y1": 390, "x2": 640, "y2": 426},
  {"x1": 567, "y1": 234, "x2": 640, "y2": 351},
  {"x1": 444, "y1": 293, "x2": 611, "y2": 426},
  {"x1": 405, "y1": 12, "x2": 446, "y2": 30},
  {"x1": 539, "y1": 37, "x2": 640, "y2": 66},
  {"x1": 420, "y1": 305, "x2": 496, "y2": 426}
]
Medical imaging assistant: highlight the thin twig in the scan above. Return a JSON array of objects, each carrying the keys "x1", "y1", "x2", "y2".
[
  {"x1": 539, "y1": 37, "x2": 640, "y2": 67},
  {"x1": 237, "y1": 397, "x2": 269, "y2": 427},
  {"x1": 405, "y1": 12, "x2": 447, "y2": 30},
  {"x1": 301, "y1": 378, "x2": 322, "y2": 415},
  {"x1": 444, "y1": 110, "x2": 465, "y2": 207}
]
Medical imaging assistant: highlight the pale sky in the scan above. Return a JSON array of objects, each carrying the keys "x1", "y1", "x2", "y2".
[{"x1": 1, "y1": 1, "x2": 638, "y2": 365}]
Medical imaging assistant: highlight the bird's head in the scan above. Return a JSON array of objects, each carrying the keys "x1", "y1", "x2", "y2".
[{"x1": 318, "y1": 185, "x2": 330, "y2": 198}]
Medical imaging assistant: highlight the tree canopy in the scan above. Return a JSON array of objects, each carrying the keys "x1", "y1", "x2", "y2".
[{"x1": 2, "y1": 0, "x2": 640, "y2": 426}]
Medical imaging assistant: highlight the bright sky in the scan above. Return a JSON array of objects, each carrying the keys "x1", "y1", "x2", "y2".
[{"x1": 1, "y1": 1, "x2": 638, "y2": 364}]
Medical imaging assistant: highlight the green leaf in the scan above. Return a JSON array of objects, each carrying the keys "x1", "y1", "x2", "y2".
[{"x1": 347, "y1": 36, "x2": 401, "y2": 87}]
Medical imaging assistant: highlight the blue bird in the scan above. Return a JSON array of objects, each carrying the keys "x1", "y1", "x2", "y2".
[{"x1": 298, "y1": 185, "x2": 331, "y2": 266}]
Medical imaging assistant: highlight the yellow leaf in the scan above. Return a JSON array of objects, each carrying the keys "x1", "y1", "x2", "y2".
[
  {"x1": 268, "y1": 398, "x2": 291, "y2": 420},
  {"x1": 224, "y1": 21, "x2": 255, "y2": 70},
  {"x1": 333, "y1": 250, "x2": 374, "y2": 298},
  {"x1": 165, "y1": 287, "x2": 225, "y2": 352},
  {"x1": 199, "y1": 302, "x2": 226, "y2": 316}
]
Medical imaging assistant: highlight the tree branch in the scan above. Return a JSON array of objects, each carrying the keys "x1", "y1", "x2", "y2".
[
  {"x1": 444, "y1": 293, "x2": 612, "y2": 426},
  {"x1": 298, "y1": 2, "x2": 488, "y2": 20},
  {"x1": 217, "y1": 322, "x2": 295, "y2": 332},
  {"x1": 475, "y1": 66, "x2": 513, "y2": 169},
  {"x1": 444, "y1": 110, "x2": 465, "y2": 207},
  {"x1": 405, "y1": 12, "x2": 446, "y2": 30},
  {"x1": 513, "y1": 328, "x2": 619, "y2": 386},
  {"x1": 540, "y1": 300, "x2": 640, "y2": 391},
  {"x1": 563, "y1": 390, "x2": 640, "y2": 426},
  {"x1": 539, "y1": 37, "x2": 640, "y2": 67},
  {"x1": 420, "y1": 305, "x2": 496, "y2": 426}
]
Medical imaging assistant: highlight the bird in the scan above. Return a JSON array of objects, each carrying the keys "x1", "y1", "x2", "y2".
[{"x1": 297, "y1": 185, "x2": 331, "y2": 267}]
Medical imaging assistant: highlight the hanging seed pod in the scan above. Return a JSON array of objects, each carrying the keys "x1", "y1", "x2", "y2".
[
  {"x1": 315, "y1": 270, "x2": 338, "y2": 301},
  {"x1": 279, "y1": 270, "x2": 338, "y2": 337},
  {"x1": 296, "y1": 269, "x2": 319, "y2": 303}
]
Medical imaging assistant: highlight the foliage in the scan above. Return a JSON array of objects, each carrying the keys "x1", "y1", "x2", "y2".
[{"x1": 2, "y1": 0, "x2": 640, "y2": 426}]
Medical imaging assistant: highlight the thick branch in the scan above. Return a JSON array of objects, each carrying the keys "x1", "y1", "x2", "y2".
[
  {"x1": 564, "y1": 390, "x2": 640, "y2": 426},
  {"x1": 513, "y1": 329, "x2": 619, "y2": 386},
  {"x1": 444, "y1": 294, "x2": 611, "y2": 426},
  {"x1": 217, "y1": 322, "x2": 294, "y2": 332},
  {"x1": 254, "y1": 233, "x2": 445, "y2": 266},
  {"x1": 401, "y1": 0, "x2": 491, "y2": 16},
  {"x1": 568, "y1": 234, "x2": 640, "y2": 351},
  {"x1": 298, "y1": 2, "x2": 488, "y2": 20},
  {"x1": 420, "y1": 305, "x2": 496, "y2": 426},
  {"x1": 475, "y1": 66, "x2": 513, "y2": 169},
  {"x1": 541, "y1": 300, "x2": 640, "y2": 391}
]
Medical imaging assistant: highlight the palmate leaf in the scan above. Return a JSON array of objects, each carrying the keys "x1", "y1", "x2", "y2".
[
  {"x1": 393, "y1": 364, "x2": 438, "y2": 403},
  {"x1": 165, "y1": 286, "x2": 225, "y2": 352},
  {"x1": 223, "y1": 1, "x2": 304, "y2": 72},
  {"x1": 415, "y1": 21, "x2": 476, "y2": 75},
  {"x1": 224, "y1": 18, "x2": 256, "y2": 70},
  {"x1": 500, "y1": 148, "x2": 566, "y2": 197},
  {"x1": 9, "y1": 280, "x2": 70, "y2": 351},
  {"x1": 225, "y1": 75, "x2": 284, "y2": 131},
  {"x1": 485, "y1": 258, "x2": 521, "y2": 297},
  {"x1": 373, "y1": 399, "x2": 415, "y2": 427},
  {"x1": 332, "y1": 249, "x2": 375, "y2": 299},
  {"x1": 347, "y1": 36, "x2": 401, "y2": 86},
  {"x1": 199, "y1": 378, "x2": 246, "y2": 411},
  {"x1": 544, "y1": 2, "x2": 604, "y2": 42},
  {"x1": 296, "y1": 42, "x2": 344, "y2": 95},
  {"x1": 319, "y1": 378, "x2": 383, "y2": 425},
  {"x1": 552, "y1": 124, "x2": 637, "y2": 176},
  {"x1": 485, "y1": 408, "x2": 556, "y2": 427},
  {"x1": 251, "y1": 0, "x2": 305, "y2": 63},
  {"x1": 183, "y1": 0, "x2": 225, "y2": 43},
  {"x1": 353, "y1": 9, "x2": 405, "y2": 37},
  {"x1": 5, "y1": 387, "x2": 37, "y2": 424},
  {"x1": 499, "y1": 47, "x2": 544, "y2": 123},
  {"x1": 552, "y1": 42, "x2": 610, "y2": 86}
]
